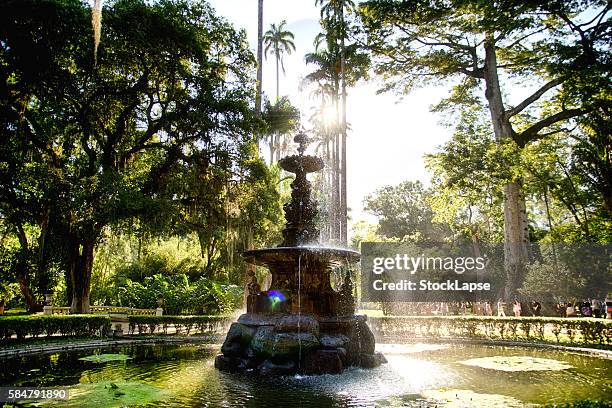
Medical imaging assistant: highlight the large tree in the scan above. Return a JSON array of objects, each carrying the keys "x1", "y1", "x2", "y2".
[
  {"x1": 0, "y1": 0, "x2": 257, "y2": 313},
  {"x1": 304, "y1": 3, "x2": 369, "y2": 244},
  {"x1": 261, "y1": 97, "x2": 301, "y2": 163},
  {"x1": 255, "y1": 0, "x2": 264, "y2": 116},
  {"x1": 316, "y1": 0, "x2": 356, "y2": 245},
  {"x1": 359, "y1": 0, "x2": 611, "y2": 296},
  {"x1": 364, "y1": 180, "x2": 451, "y2": 242}
]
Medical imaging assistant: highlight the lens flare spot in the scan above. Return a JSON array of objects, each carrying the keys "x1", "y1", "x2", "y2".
[{"x1": 267, "y1": 290, "x2": 287, "y2": 311}]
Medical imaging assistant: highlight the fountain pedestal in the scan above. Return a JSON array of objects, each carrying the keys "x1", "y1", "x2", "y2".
[{"x1": 215, "y1": 133, "x2": 386, "y2": 375}]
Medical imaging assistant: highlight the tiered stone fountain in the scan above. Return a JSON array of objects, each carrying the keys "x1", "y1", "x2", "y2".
[{"x1": 215, "y1": 133, "x2": 386, "y2": 375}]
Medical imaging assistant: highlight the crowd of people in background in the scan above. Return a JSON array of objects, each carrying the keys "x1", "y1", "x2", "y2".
[
  {"x1": 555, "y1": 297, "x2": 610, "y2": 318},
  {"x1": 428, "y1": 295, "x2": 612, "y2": 319}
]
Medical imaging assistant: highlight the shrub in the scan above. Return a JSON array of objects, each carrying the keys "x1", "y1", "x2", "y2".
[
  {"x1": 128, "y1": 315, "x2": 232, "y2": 335},
  {"x1": 368, "y1": 316, "x2": 612, "y2": 346},
  {"x1": 0, "y1": 315, "x2": 111, "y2": 341},
  {"x1": 543, "y1": 401, "x2": 611, "y2": 408},
  {"x1": 113, "y1": 274, "x2": 243, "y2": 315}
]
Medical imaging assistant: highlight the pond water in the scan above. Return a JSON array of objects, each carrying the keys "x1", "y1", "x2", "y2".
[{"x1": 0, "y1": 342, "x2": 610, "y2": 407}]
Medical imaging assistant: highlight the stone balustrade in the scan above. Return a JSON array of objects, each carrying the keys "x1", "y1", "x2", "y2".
[{"x1": 43, "y1": 305, "x2": 163, "y2": 316}]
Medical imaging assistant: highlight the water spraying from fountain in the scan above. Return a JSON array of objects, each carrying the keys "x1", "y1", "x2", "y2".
[{"x1": 215, "y1": 132, "x2": 386, "y2": 375}]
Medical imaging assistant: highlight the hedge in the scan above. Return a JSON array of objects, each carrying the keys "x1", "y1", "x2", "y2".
[
  {"x1": 543, "y1": 401, "x2": 611, "y2": 408},
  {"x1": 0, "y1": 315, "x2": 111, "y2": 341},
  {"x1": 127, "y1": 315, "x2": 232, "y2": 335},
  {"x1": 368, "y1": 316, "x2": 612, "y2": 346}
]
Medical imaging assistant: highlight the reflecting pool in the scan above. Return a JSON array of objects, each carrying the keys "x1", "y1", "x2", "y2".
[{"x1": 1, "y1": 342, "x2": 610, "y2": 407}]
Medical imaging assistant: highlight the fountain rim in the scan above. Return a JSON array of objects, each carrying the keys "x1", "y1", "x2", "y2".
[
  {"x1": 278, "y1": 154, "x2": 324, "y2": 174},
  {"x1": 243, "y1": 246, "x2": 360, "y2": 267}
]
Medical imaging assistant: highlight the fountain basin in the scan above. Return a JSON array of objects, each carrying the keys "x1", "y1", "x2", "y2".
[
  {"x1": 215, "y1": 313, "x2": 386, "y2": 375},
  {"x1": 243, "y1": 246, "x2": 360, "y2": 267},
  {"x1": 278, "y1": 155, "x2": 324, "y2": 173}
]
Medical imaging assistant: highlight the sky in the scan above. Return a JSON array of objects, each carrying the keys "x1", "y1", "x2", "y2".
[{"x1": 208, "y1": 0, "x2": 452, "y2": 226}]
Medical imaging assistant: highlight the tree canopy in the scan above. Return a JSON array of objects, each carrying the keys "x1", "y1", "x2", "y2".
[
  {"x1": 0, "y1": 0, "x2": 273, "y2": 312},
  {"x1": 358, "y1": 0, "x2": 611, "y2": 296}
]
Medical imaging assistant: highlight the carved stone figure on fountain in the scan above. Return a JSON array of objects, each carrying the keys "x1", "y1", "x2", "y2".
[
  {"x1": 246, "y1": 271, "x2": 261, "y2": 314},
  {"x1": 338, "y1": 270, "x2": 356, "y2": 316}
]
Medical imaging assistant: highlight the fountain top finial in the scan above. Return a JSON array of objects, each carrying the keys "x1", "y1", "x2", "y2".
[
  {"x1": 294, "y1": 132, "x2": 308, "y2": 155},
  {"x1": 278, "y1": 132, "x2": 323, "y2": 174}
]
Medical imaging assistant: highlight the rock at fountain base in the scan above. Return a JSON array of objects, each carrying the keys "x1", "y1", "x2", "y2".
[
  {"x1": 359, "y1": 352, "x2": 387, "y2": 368},
  {"x1": 214, "y1": 355, "x2": 245, "y2": 372},
  {"x1": 259, "y1": 359, "x2": 296, "y2": 376},
  {"x1": 216, "y1": 313, "x2": 385, "y2": 376},
  {"x1": 303, "y1": 349, "x2": 343, "y2": 374}
]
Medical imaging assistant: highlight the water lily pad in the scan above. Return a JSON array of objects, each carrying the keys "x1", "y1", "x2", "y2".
[
  {"x1": 36, "y1": 381, "x2": 168, "y2": 407},
  {"x1": 79, "y1": 353, "x2": 132, "y2": 363},
  {"x1": 459, "y1": 356, "x2": 572, "y2": 372},
  {"x1": 422, "y1": 388, "x2": 529, "y2": 408}
]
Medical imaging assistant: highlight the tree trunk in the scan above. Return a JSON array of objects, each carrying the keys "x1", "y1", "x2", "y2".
[
  {"x1": 483, "y1": 34, "x2": 529, "y2": 299},
  {"x1": 339, "y1": 3, "x2": 348, "y2": 245},
  {"x1": 15, "y1": 224, "x2": 42, "y2": 312},
  {"x1": 255, "y1": 0, "x2": 264, "y2": 116},
  {"x1": 68, "y1": 236, "x2": 95, "y2": 314},
  {"x1": 36, "y1": 209, "x2": 52, "y2": 298},
  {"x1": 275, "y1": 133, "x2": 282, "y2": 162},
  {"x1": 269, "y1": 133, "x2": 275, "y2": 164},
  {"x1": 275, "y1": 53, "x2": 280, "y2": 101},
  {"x1": 604, "y1": 192, "x2": 612, "y2": 218},
  {"x1": 502, "y1": 181, "x2": 530, "y2": 297}
]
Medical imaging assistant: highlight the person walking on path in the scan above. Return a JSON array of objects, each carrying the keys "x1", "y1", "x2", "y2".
[
  {"x1": 591, "y1": 298, "x2": 602, "y2": 318},
  {"x1": 484, "y1": 301, "x2": 493, "y2": 316},
  {"x1": 513, "y1": 300, "x2": 522, "y2": 317},
  {"x1": 566, "y1": 302, "x2": 577, "y2": 317},
  {"x1": 605, "y1": 294, "x2": 612, "y2": 319},
  {"x1": 531, "y1": 301, "x2": 542, "y2": 316},
  {"x1": 497, "y1": 299, "x2": 506, "y2": 317}
]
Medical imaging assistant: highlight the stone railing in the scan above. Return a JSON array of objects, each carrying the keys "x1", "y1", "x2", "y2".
[{"x1": 43, "y1": 306, "x2": 163, "y2": 316}]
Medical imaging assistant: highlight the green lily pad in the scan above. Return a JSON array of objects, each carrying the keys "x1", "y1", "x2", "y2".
[
  {"x1": 34, "y1": 381, "x2": 168, "y2": 407},
  {"x1": 422, "y1": 388, "x2": 529, "y2": 408},
  {"x1": 459, "y1": 356, "x2": 572, "y2": 372},
  {"x1": 78, "y1": 353, "x2": 132, "y2": 363}
]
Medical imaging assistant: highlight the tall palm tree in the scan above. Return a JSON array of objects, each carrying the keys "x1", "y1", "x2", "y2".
[
  {"x1": 263, "y1": 20, "x2": 296, "y2": 101},
  {"x1": 255, "y1": 0, "x2": 264, "y2": 116},
  {"x1": 315, "y1": 0, "x2": 355, "y2": 244}
]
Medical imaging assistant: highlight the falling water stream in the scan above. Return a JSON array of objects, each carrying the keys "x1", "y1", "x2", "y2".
[{"x1": 297, "y1": 254, "x2": 302, "y2": 368}]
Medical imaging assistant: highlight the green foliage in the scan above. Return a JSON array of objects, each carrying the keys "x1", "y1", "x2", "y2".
[
  {"x1": 363, "y1": 181, "x2": 451, "y2": 242},
  {"x1": 426, "y1": 107, "x2": 612, "y2": 244},
  {"x1": 262, "y1": 97, "x2": 301, "y2": 135},
  {"x1": 425, "y1": 107, "x2": 512, "y2": 243},
  {"x1": 519, "y1": 260, "x2": 583, "y2": 302},
  {"x1": 369, "y1": 316, "x2": 612, "y2": 346},
  {"x1": 359, "y1": 0, "x2": 611, "y2": 253},
  {"x1": 543, "y1": 401, "x2": 612, "y2": 408},
  {"x1": 127, "y1": 315, "x2": 232, "y2": 335},
  {"x1": 0, "y1": 315, "x2": 111, "y2": 341},
  {"x1": 263, "y1": 20, "x2": 296, "y2": 74},
  {"x1": 53, "y1": 381, "x2": 167, "y2": 408},
  {"x1": 0, "y1": 0, "x2": 262, "y2": 311},
  {"x1": 349, "y1": 220, "x2": 395, "y2": 249},
  {"x1": 103, "y1": 272, "x2": 242, "y2": 316},
  {"x1": 0, "y1": 281, "x2": 19, "y2": 307}
]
